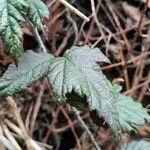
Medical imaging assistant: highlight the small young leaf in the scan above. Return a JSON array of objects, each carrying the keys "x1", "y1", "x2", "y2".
[
  {"x1": 0, "y1": 51, "x2": 53, "y2": 97},
  {"x1": 120, "y1": 139, "x2": 150, "y2": 150},
  {"x1": 117, "y1": 94, "x2": 150, "y2": 132}
]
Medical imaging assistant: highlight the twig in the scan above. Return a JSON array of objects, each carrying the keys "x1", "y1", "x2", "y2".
[
  {"x1": 5, "y1": 119, "x2": 53, "y2": 150},
  {"x1": 84, "y1": 0, "x2": 100, "y2": 45},
  {"x1": 92, "y1": 20, "x2": 150, "y2": 47},
  {"x1": 124, "y1": 77, "x2": 150, "y2": 95},
  {"x1": 48, "y1": 0, "x2": 56, "y2": 8},
  {"x1": 105, "y1": 0, "x2": 131, "y2": 51},
  {"x1": 6, "y1": 97, "x2": 42, "y2": 150},
  {"x1": 5, "y1": 119, "x2": 22, "y2": 136},
  {"x1": 102, "y1": 51, "x2": 150, "y2": 70},
  {"x1": 105, "y1": 0, "x2": 131, "y2": 90},
  {"x1": 0, "y1": 134, "x2": 15, "y2": 150},
  {"x1": 138, "y1": 78, "x2": 150, "y2": 102},
  {"x1": 0, "y1": 125, "x2": 13, "y2": 150},
  {"x1": 6, "y1": 97, "x2": 28, "y2": 136},
  {"x1": 90, "y1": 0, "x2": 120, "y2": 45},
  {"x1": 90, "y1": 0, "x2": 107, "y2": 43},
  {"x1": 32, "y1": 27, "x2": 47, "y2": 53},
  {"x1": 36, "y1": 141, "x2": 53, "y2": 150},
  {"x1": 66, "y1": 11, "x2": 79, "y2": 45},
  {"x1": 119, "y1": 47, "x2": 130, "y2": 90},
  {"x1": 53, "y1": 113, "x2": 89, "y2": 133},
  {"x1": 1, "y1": 123, "x2": 22, "y2": 150},
  {"x1": 30, "y1": 82, "x2": 45, "y2": 136},
  {"x1": 25, "y1": 103, "x2": 33, "y2": 131},
  {"x1": 72, "y1": 107, "x2": 101, "y2": 150},
  {"x1": 59, "y1": 106, "x2": 81, "y2": 148},
  {"x1": 58, "y1": 0, "x2": 89, "y2": 22},
  {"x1": 128, "y1": 0, "x2": 150, "y2": 53},
  {"x1": 42, "y1": 107, "x2": 60, "y2": 143},
  {"x1": 55, "y1": 27, "x2": 73, "y2": 56}
]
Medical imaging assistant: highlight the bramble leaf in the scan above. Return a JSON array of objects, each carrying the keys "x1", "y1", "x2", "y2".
[
  {"x1": 117, "y1": 94, "x2": 150, "y2": 132},
  {"x1": 0, "y1": 0, "x2": 49, "y2": 62},
  {"x1": 47, "y1": 46, "x2": 150, "y2": 139},
  {"x1": 0, "y1": 50, "x2": 53, "y2": 97},
  {"x1": 0, "y1": 46, "x2": 149, "y2": 140},
  {"x1": 47, "y1": 45, "x2": 121, "y2": 139},
  {"x1": 0, "y1": 0, "x2": 28, "y2": 62},
  {"x1": 120, "y1": 139, "x2": 150, "y2": 150},
  {"x1": 26, "y1": 0, "x2": 50, "y2": 28},
  {"x1": 48, "y1": 45, "x2": 110, "y2": 100}
]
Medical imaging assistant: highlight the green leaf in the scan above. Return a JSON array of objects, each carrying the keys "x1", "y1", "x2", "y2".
[
  {"x1": 47, "y1": 45, "x2": 121, "y2": 139},
  {"x1": 117, "y1": 94, "x2": 150, "y2": 132},
  {"x1": 90, "y1": 88, "x2": 150, "y2": 138},
  {"x1": 0, "y1": 45, "x2": 149, "y2": 140},
  {"x1": 26, "y1": 0, "x2": 50, "y2": 29},
  {"x1": 0, "y1": 0, "x2": 28, "y2": 62},
  {"x1": 120, "y1": 139, "x2": 150, "y2": 150},
  {"x1": 0, "y1": 50, "x2": 53, "y2": 97},
  {"x1": 0, "y1": 0, "x2": 49, "y2": 62},
  {"x1": 48, "y1": 45, "x2": 110, "y2": 98}
]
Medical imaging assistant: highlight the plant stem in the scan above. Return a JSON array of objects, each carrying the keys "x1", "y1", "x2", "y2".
[
  {"x1": 58, "y1": 0, "x2": 90, "y2": 22},
  {"x1": 33, "y1": 27, "x2": 47, "y2": 53},
  {"x1": 72, "y1": 107, "x2": 101, "y2": 150}
]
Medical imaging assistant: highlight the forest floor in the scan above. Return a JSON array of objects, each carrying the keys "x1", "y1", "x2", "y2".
[{"x1": 0, "y1": 0, "x2": 150, "y2": 149}]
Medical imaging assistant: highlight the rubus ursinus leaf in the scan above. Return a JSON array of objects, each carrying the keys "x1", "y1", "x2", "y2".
[
  {"x1": 26, "y1": 0, "x2": 50, "y2": 29},
  {"x1": 120, "y1": 139, "x2": 150, "y2": 150},
  {"x1": 0, "y1": 0, "x2": 28, "y2": 62},
  {"x1": 90, "y1": 86, "x2": 150, "y2": 138},
  {"x1": 0, "y1": 45, "x2": 149, "y2": 140},
  {"x1": 117, "y1": 94, "x2": 150, "y2": 132},
  {"x1": 0, "y1": 50, "x2": 53, "y2": 97},
  {"x1": 47, "y1": 45, "x2": 121, "y2": 139},
  {"x1": 0, "y1": 0, "x2": 49, "y2": 62}
]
